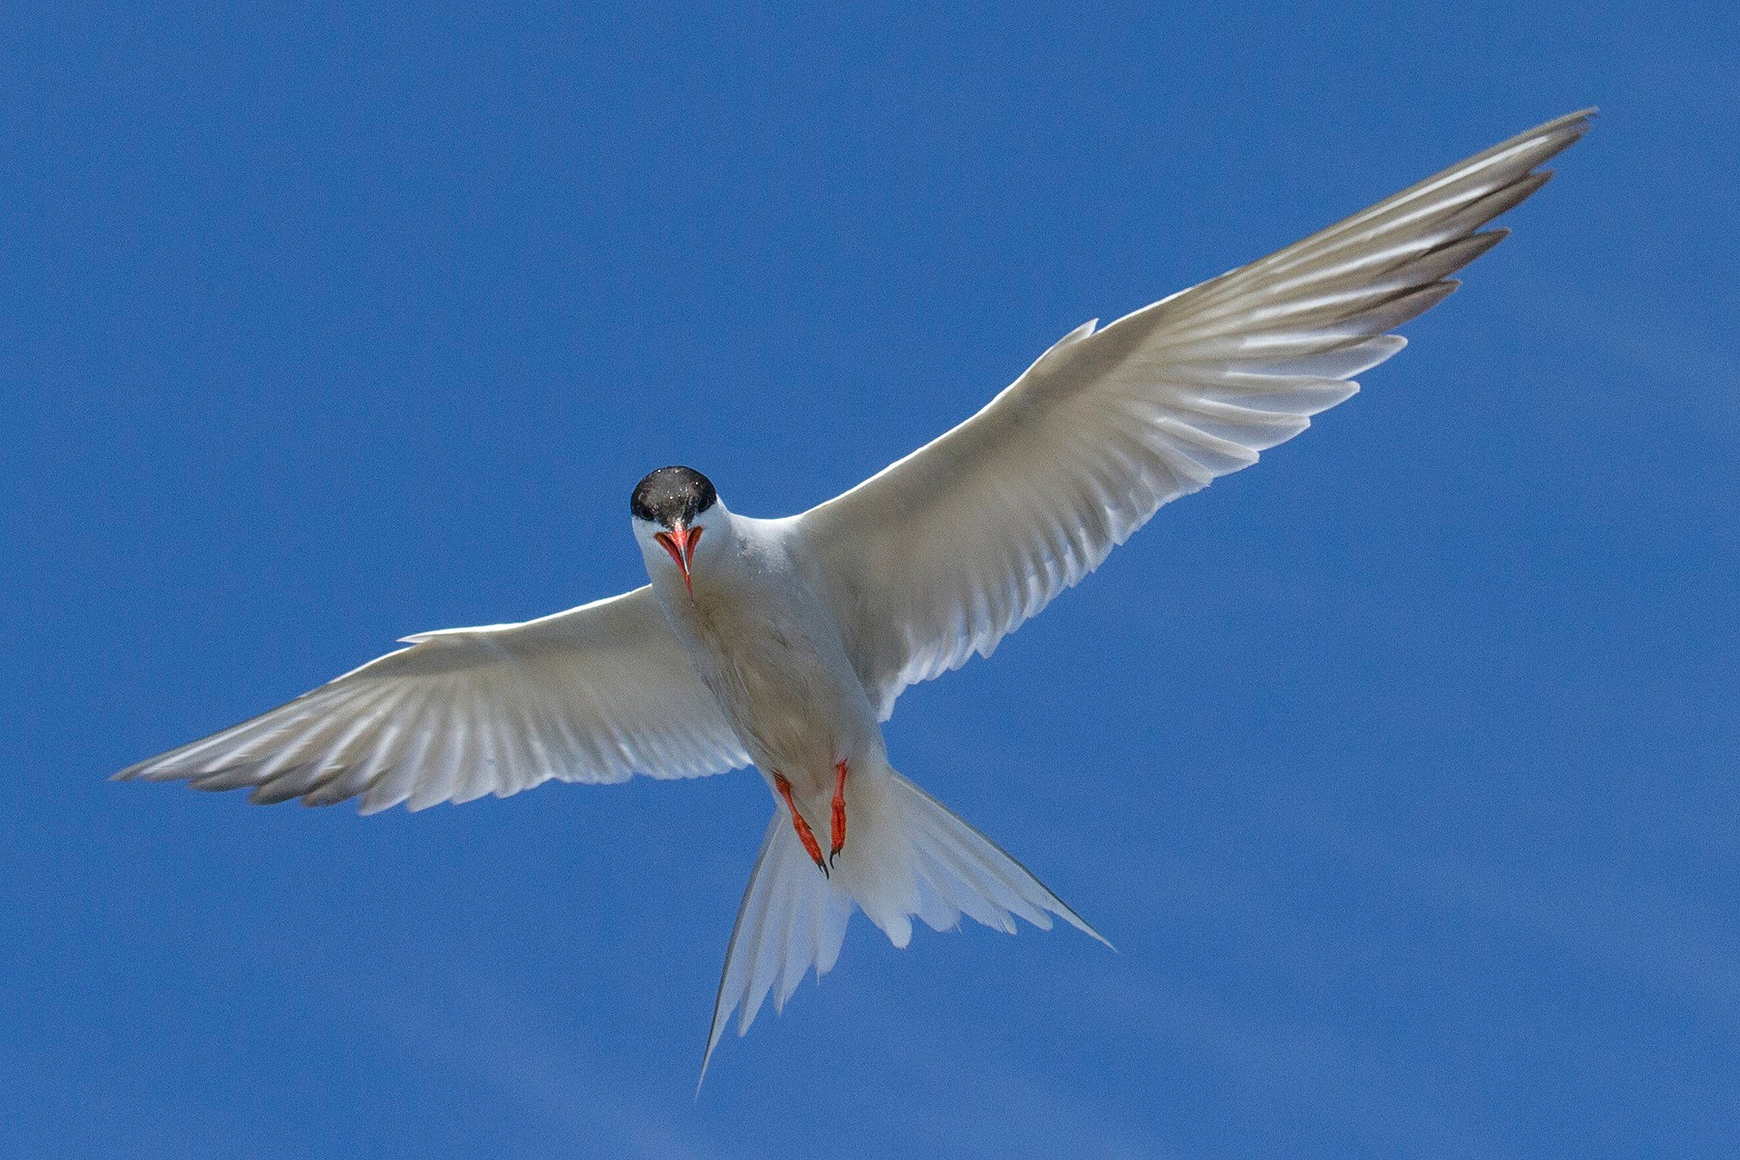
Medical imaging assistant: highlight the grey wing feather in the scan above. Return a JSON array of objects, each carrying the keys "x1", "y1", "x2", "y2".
[
  {"x1": 116, "y1": 586, "x2": 750, "y2": 812},
  {"x1": 796, "y1": 110, "x2": 1594, "y2": 718}
]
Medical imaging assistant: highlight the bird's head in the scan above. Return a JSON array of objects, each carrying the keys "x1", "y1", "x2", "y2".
[{"x1": 630, "y1": 466, "x2": 723, "y2": 601}]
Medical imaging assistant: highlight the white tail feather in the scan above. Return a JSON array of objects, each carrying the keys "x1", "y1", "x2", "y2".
[{"x1": 699, "y1": 770, "x2": 1107, "y2": 1086}]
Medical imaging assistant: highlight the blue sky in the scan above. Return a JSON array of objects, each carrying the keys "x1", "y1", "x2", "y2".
[{"x1": 5, "y1": 3, "x2": 1736, "y2": 1157}]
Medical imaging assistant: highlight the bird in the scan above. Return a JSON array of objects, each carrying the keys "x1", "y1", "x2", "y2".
[{"x1": 118, "y1": 109, "x2": 1593, "y2": 1078}]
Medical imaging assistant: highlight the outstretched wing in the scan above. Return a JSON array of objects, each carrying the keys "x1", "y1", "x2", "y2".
[
  {"x1": 116, "y1": 586, "x2": 750, "y2": 812},
  {"x1": 795, "y1": 110, "x2": 1593, "y2": 719}
]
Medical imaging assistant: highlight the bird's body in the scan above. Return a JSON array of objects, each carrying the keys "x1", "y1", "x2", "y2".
[
  {"x1": 648, "y1": 508, "x2": 879, "y2": 824},
  {"x1": 117, "y1": 110, "x2": 1594, "y2": 1076}
]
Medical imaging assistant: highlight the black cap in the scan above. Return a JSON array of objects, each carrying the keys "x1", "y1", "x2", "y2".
[{"x1": 630, "y1": 466, "x2": 718, "y2": 527}]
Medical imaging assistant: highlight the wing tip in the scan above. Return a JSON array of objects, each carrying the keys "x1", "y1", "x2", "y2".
[
  {"x1": 112, "y1": 755, "x2": 185, "y2": 783},
  {"x1": 1511, "y1": 108, "x2": 1597, "y2": 171},
  {"x1": 1522, "y1": 107, "x2": 1598, "y2": 149}
]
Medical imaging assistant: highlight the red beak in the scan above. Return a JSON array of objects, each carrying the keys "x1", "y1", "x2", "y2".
[{"x1": 654, "y1": 524, "x2": 702, "y2": 598}]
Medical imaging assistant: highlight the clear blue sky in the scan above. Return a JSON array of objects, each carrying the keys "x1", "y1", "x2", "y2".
[{"x1": 5, "y1": 3, "x2": 1736, "y2": 1158}]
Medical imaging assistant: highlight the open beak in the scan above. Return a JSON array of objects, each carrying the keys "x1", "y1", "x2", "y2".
[{"x1": 654, "y1": 524, "x2": 702, "y2": 598}]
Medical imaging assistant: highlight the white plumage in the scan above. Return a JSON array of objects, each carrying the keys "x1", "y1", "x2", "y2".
[
  {"x1": 121, "y1": 588, "x2": 749, "y2": 812},
  {"x1": 118, "y1": 110, "x2": 1593, "y2": 1077}
]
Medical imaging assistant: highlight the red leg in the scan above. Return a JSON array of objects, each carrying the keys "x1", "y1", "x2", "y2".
[
  {"x1": 773, "y1": 772, "x2": 827, "y2": 876},
  {"x1": 829, "y1": 760, "x2": 848, "y2": 867}
]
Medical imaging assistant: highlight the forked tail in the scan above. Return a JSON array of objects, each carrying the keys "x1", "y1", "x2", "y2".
[{"x1": 700, "y1": 770, "x2": 1107, "y2": 1085}]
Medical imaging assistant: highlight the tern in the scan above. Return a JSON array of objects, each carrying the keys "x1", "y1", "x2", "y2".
[{"x1": 119, "y1": 110, "x2": 1592, "y2": 1076}]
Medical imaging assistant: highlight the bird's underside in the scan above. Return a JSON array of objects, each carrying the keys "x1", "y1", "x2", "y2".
[{"x1": 116, "y1": 110, "x2": 1594, "y2": 1078}]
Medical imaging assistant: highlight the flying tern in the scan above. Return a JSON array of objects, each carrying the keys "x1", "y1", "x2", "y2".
[{"x1": 119, "y1": 110, "x2": 1593, "y2": 1076}]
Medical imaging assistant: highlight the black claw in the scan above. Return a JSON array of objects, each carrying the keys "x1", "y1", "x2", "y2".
[{"x1": 828, "y1": 848, "x2": 840, "y2": 869}]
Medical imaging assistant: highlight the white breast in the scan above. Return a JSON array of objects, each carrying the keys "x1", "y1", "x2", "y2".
[{"x1": 652, "y1": 515, "x2": 883, "y2": 801}]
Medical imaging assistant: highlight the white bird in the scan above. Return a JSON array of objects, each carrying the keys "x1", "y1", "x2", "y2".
[{"x1": 118, "y1": 110, "x2": 1593, "y2": 1077}]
